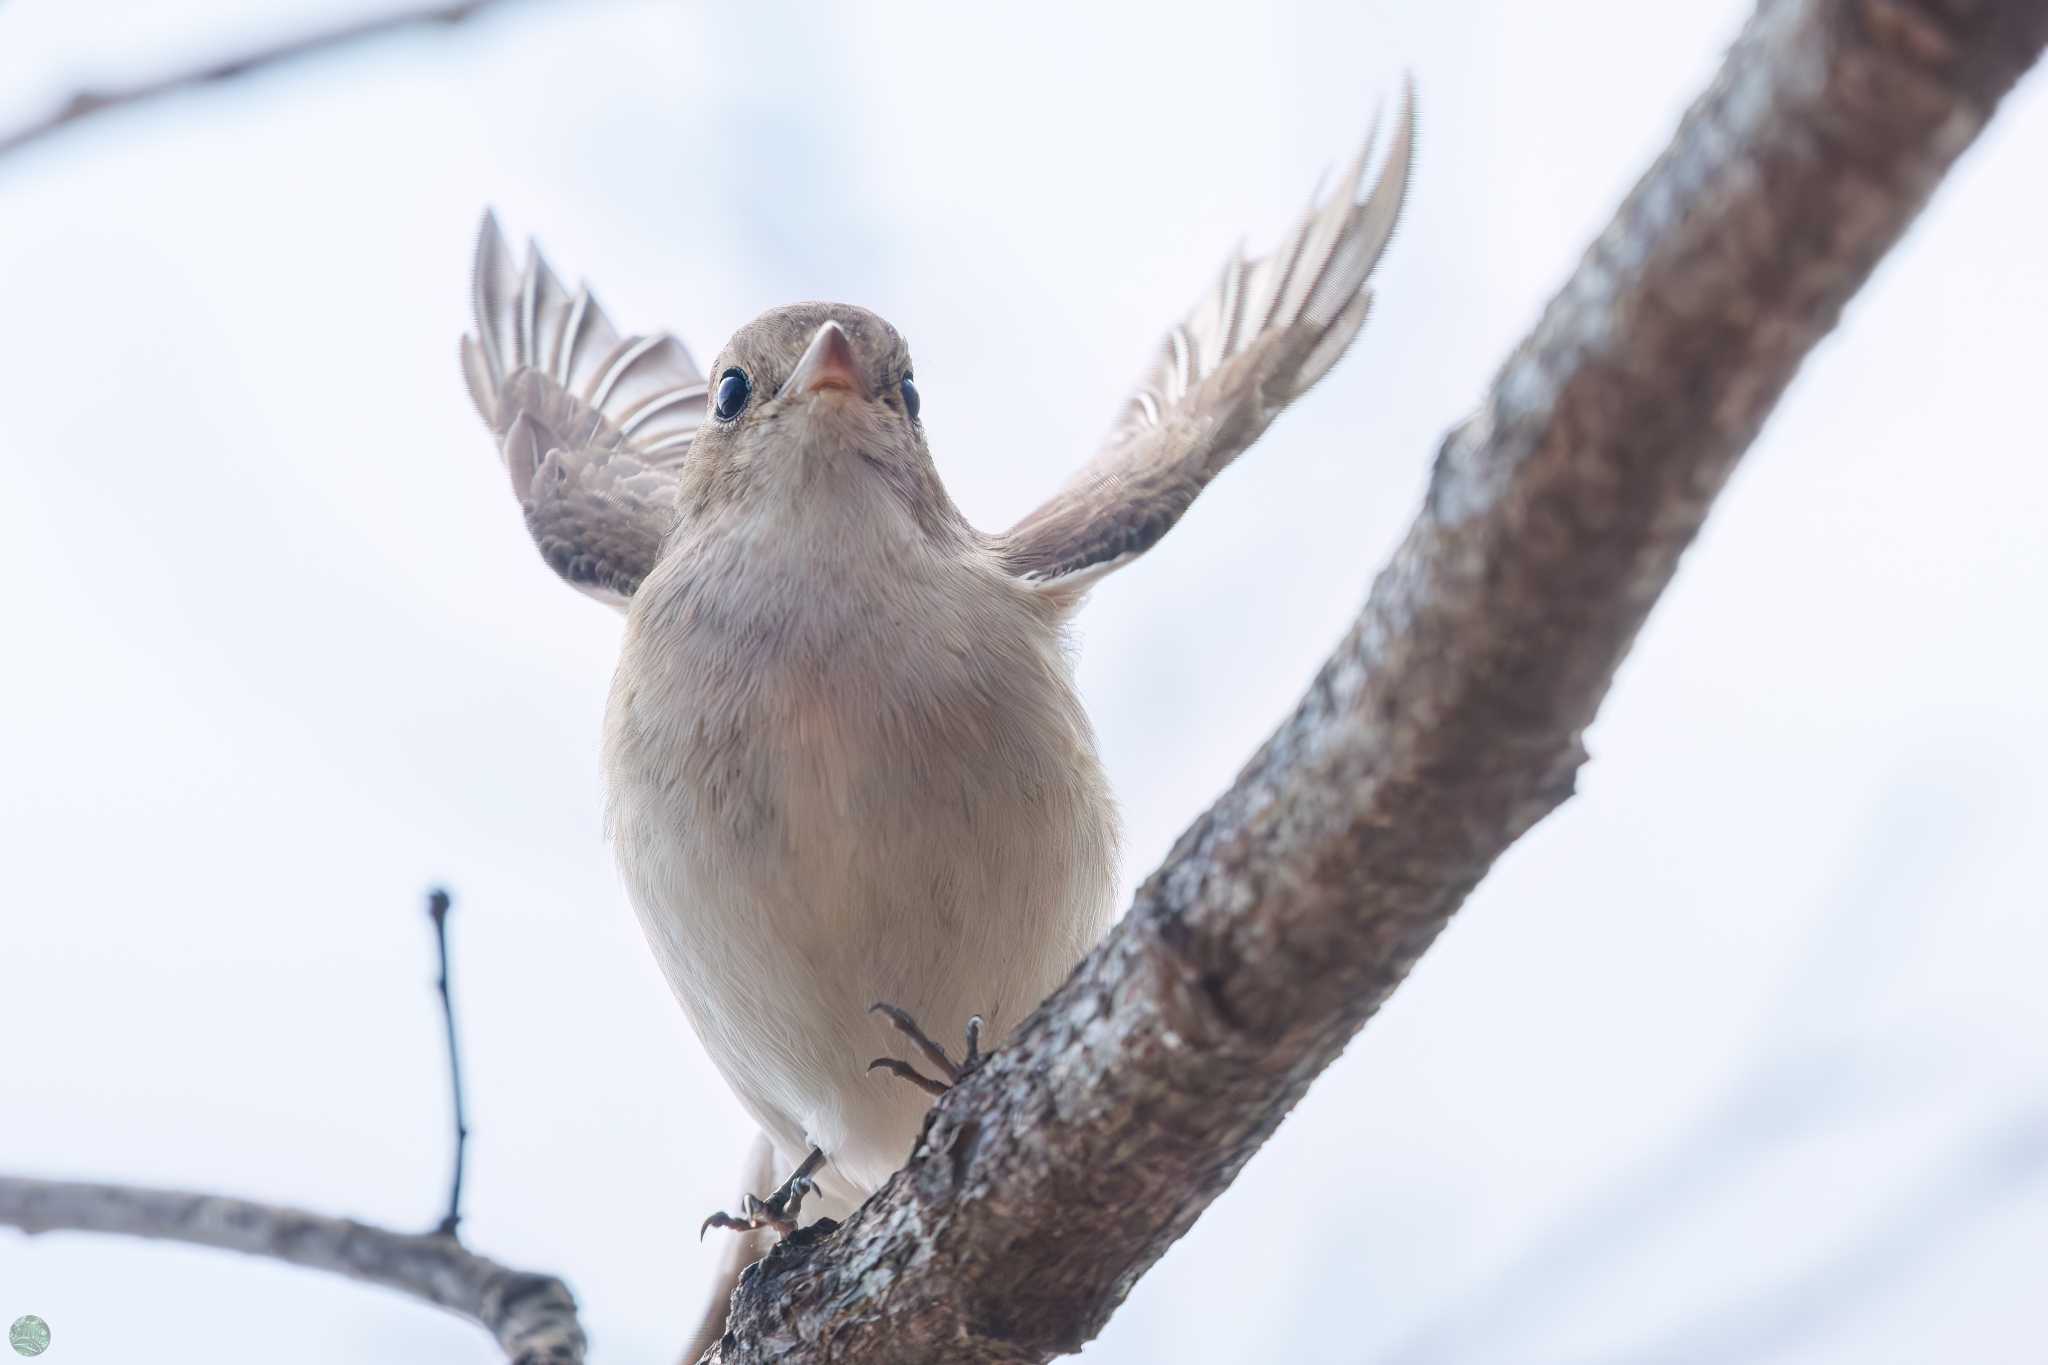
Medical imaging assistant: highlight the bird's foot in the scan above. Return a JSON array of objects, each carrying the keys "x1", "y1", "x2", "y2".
[
  {"x1": 700, "y1": 1146, "x2": 825, "y2": 1241},
  {"x1": 867, "y1": 1002, "x2": 984, "y2": 1097}
]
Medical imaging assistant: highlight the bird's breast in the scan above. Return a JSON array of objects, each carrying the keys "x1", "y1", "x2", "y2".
[{"x1": 601, "y1": 539, "x2": 1112, "y2": 943}]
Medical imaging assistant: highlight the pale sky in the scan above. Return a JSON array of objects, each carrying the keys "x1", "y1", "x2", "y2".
[{"x1": 3, "y1": 3, "x2": 2045, "y2": 1362}]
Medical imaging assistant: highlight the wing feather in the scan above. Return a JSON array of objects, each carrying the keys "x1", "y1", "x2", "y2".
[
  {"x1": 462, "y1": 212, "x2": 708, "y2": 607},
  {"x1": 994, "y1": 81, "x2": 1415, "y2": 597}
]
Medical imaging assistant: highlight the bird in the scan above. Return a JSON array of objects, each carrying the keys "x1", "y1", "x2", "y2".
[{"x1": 461, "y1": 86, "x2": 1412, "y2": 1355}]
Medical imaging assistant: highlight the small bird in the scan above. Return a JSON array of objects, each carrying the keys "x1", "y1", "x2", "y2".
[{"x1": 462, "y1": 88, "x2": 1411, "y2": 1349}]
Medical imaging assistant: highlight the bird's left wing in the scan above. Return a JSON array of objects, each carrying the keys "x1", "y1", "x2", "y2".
[
  {"x1": 461, "y1": 212, "x2": 708, "y2": 609},
  {"x1": 991, "y1": 83, "x2": 1414, "y2": 601}
]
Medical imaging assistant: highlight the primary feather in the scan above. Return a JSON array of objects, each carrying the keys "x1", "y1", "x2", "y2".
[
  {"x1": 462, "y1": 211, "x2": 707, "y2": 605},
  {"x1": 995, "y1": 79, "x2": 1414, "y2": 594}
]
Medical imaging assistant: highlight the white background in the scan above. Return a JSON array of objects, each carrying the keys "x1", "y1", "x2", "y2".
[{"x1": 3, "y1": 2, "x2": 2044, "y2": 1361}]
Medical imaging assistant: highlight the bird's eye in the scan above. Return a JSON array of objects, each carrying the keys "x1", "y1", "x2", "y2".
[
  {"x1": 900, "y1": 374, "x2": 921, "y2": 421},
  {"x1": 713, "y1": 368, "x2": 751, "y2": 422}
]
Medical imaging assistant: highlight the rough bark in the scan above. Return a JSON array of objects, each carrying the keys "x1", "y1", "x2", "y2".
[
  {"x1": 706, "y1": 1, "x2": 2048, "y2": 1360},
  {"x1": 0, "y1": 1177, "x2": 585, "y2": 1364}
]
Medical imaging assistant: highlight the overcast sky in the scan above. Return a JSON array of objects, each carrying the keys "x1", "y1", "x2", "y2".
[{"x1": 3, "y1": 2, "x2": 2045, "y2": 1362}]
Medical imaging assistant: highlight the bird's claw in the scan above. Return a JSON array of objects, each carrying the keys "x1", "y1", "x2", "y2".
[
  {"x1": 866, "y1": 1055, "x2": 952, "y2": 1097},
  {"x1": 867, "y1": 1002, "x2": 984, "y2": 1095},
  {"x1": 698, "y1": 1152, "x2": 822, "y2": 1241}
]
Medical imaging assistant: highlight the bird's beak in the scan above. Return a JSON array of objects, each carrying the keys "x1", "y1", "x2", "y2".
[{"x1": 779, "y1": 320, "x2": 871, "y2": 401}]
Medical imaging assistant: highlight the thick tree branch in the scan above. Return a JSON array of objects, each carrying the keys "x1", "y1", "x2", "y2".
[
  {"x1": 0, "y1": 0, "x2": 532, "y2": 165},
  {"x1": 0, "y1": 1177, "x2": 585, "y2": 1364},
  {"x1": 707, "y1": 2, "x2": 2048, "y2": 1360}
]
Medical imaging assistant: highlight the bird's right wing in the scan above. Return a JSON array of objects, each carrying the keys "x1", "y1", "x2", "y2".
[{"x1": 461, "y1": 212, "x2": 708, "y2": 609}]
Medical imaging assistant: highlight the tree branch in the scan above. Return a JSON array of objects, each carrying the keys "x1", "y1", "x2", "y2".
[
  {"x1": 428, "y1": 886, "x2": 472, "y2": 1238},
  {"x1": 0, "y1": 0, "x2": 532, "y2": 166},
  {"x1": 705, "y1": 2, "x2": 2048, "y2": 1360},
  {"x1": 0, "y1": 1177, "x2": 585, "y2": 1364}
]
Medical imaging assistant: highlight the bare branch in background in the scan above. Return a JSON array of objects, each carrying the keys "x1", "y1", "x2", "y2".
[
  {"x1": 428, "y1": 886, "x2": 472, "y2": 1239},
  {"x1": 0, "y1": 0, "x2": 532, "y2": 165},
  {"x1": 1381, "y1": 786, "x2": 1996, "y2": 1362},
  {"x1": 0, "y1": 884, "x2": 583, "y2": 1362},
  {"x1": 0, "y1": 1178, "x2": 586, "y2": 1365},
  {"x1": 1588, "y1": 1104, "x2": 2048, "y2": 1365}
]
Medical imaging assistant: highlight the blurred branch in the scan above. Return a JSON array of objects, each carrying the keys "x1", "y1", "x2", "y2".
[
  {"x1": 0, "y1": 1177, "x2": 585, "y2": 1365},
  {"x1": 705, "y1": 1, "x2": 2048, "y2": 1361},
  {"x1": 1378, "y1": 788, "x2": 1986, "y2": 1363},
  {"x1": 1589, "y1": 1103, "x2": 2048, "y2": 1364},
  {"x1": 0, "y1": 0, "x2": 530, "y2": 165}
]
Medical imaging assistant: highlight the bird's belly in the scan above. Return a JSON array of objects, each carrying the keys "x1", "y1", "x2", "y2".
[{"x1": 603, "y1": 622, "x2": 1117, "y2": 1201}]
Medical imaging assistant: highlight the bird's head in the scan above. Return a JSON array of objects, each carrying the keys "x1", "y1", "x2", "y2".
[{"x1": 681, "y1": 303, "x2": 959, "y2": 542}]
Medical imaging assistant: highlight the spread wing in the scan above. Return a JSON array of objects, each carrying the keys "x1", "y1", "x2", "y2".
[
  {"x1": 460, "y1": 211, "x2": 708, "y2": 608},
  {"x1": 992, "y1": 81, "x2": 1414, "y2": 599}
]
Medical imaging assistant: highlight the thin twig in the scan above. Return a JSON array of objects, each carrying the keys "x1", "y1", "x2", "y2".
[
  {"x1": 426, "y1": 886, "x2": 469, "y2": 1238},
  {"x1": 0, "y1": 1177, "x2": 585, "y2": 1365},
  {"x1": 0, "y1": 0, "x2": 532, "y2": 166}
]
